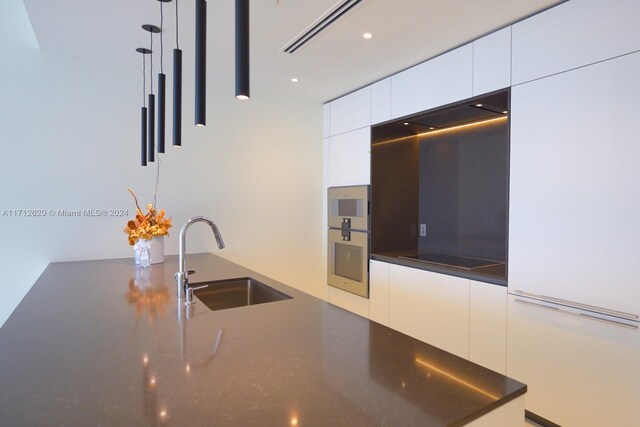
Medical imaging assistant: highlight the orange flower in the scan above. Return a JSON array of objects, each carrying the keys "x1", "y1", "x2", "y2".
[{"x1": 124, "y1": 188, "x2": 172, "y2": 245}]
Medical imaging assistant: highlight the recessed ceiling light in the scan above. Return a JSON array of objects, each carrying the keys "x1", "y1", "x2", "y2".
[
  {"x1": 429, "y1": 127, "x2": 435, "y2": 130},
  {"x1": 403, "y1": 122, "x2": 409, "y2": 126},
  {"x1": 475, "y1": 103, "x2": 483, "y2": 107},
  {"x1": 290, "y1": 78, "x2": 299, "y2": 83},
  {"x1": 502, "y1": 110, "x2": 508, "y2": 114},
  {"x1": 363, "y1": 33, "x2": 373, "y2": 39}
]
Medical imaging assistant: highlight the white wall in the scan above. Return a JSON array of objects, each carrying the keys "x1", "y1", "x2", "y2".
[
  {"x1": 200, "y1": 89, "x2": 324, "y2": 300},
  {"x1": 0, "y1": 0, "x2": 323, "y2": 326}
]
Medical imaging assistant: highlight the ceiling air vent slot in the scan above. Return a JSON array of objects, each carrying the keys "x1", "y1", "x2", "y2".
[{"x1": 281, "y1": 0, "x2": 365, "y2": 54}]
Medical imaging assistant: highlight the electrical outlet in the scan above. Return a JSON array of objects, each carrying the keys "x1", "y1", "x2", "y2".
[{"x1": 420, "y1": 224, "x2": 426, "y2": 237}]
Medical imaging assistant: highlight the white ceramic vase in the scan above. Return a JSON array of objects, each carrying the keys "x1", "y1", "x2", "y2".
[{"x1": 134, "y1": 236, "x2": 165, "y2": 267}]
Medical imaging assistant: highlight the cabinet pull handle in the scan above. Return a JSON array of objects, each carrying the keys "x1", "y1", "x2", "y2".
[
  {"x1": 514, "y1": 299, "x2": 638, "y2": 330},
  {"x1": 578, "y1": 312, "x2": 638, "y2": 330},
  {"x1": 513, "y1": 290, "x2": 639, "y2": 321}
]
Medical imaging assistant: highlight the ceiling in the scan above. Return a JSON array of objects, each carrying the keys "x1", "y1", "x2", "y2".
[{"x1": 23, "y1": 0, "x2": 563, "y2": 103}]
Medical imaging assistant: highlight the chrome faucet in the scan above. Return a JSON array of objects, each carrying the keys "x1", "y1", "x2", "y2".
[{"x1": 175, "y1": 216, "x2": 225, "y2": 304}]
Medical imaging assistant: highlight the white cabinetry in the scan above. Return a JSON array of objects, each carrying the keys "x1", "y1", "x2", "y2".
[
  {"x1": 327, "y1": 286, "x2": 369, "y2": 318},
  {"x1": 327, "y1": 127, "x2": 370, "y2": 187},
  {"x1": 322, "y1": 103, "x2": 331, "y2": 137},
  {"x1": 328, "y1": 86, "x2": 370, "y2": 136},
  {"x1": 507, "y1": 294, "x2": 640, "y2": 426},
  {"x1": 472, "y1": 27, "x2": 511, "y2": 96},
  {"x1": 512, "y1": 0, "x2": 640, "y2": 85},
  {"x1": 390, "y1": 44, "x2": 473, "y2": 119},
  {"x1": 389, "y1": 264, "x2": 470, "y2": 359},
  {"x1": 370, "y1": 78, "x2": 391, "y2": 125},
  {"x1": 509, "y1": 51, "x2": 640, "y2": 316},
  {"x1": 469, "y1": 281, "x2": 507, "y2": 374},
  {"x1": 369, "y1": 260, "x2": 390, "y2": 325}
]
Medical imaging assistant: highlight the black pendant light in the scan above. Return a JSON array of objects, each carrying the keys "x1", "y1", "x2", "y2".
[
  {"x1": 143, "y1": 24, "x2": 160, "y2": 162},
  {"x1": 136, "y1": 48, "x2": 151, "y2": 167},
  {"x1": 172, "y1": 0, "x2": 182, "y2": 146},
  {"x1": 195, "y1": 0, "x2": 206, "y2": 126},
  {"x1": 157, "y1": 0, "x2": 172, "y2": 154},
  {"x1": 235, "y1": 0, "x2": 249, "y2": 100}
]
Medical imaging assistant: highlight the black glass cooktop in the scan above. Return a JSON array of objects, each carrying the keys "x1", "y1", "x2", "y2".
[{"x1": 399, "y1": 253, "x2": 504, "y2": 270}]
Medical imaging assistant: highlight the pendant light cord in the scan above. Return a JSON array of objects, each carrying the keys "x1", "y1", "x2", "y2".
[
  {"x1": 175, "y1": 0, "x2": 180, "y2": 49},
  {"x1": 160, "y1": 1, "x2": 164, "y2": 74},
  {"x1": 152, "y1": 154, "x2": 161, "y2": 208},
  {"x1": 147, "y1": 28, "x2": 160, "y2": 208},
  {"x1": 142, "y1": 54, "x2": 146, "y2": 107},
  {"x1": 149, "y1": 32, "x2": 154, "y2": 94},
  {"x1": 154, "y1": 3, "x2": 164, "y2": 210}
]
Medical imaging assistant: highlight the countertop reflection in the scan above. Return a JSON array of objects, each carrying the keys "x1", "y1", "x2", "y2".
[{"x1": 0, "y1": 253, "x2": 524, "y2": 426}]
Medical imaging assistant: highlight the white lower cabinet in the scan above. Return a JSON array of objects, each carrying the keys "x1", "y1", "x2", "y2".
[
  {"x1": 506, "y1": 294, "x2": 640, "y2": 426},
  {"x1": 469, "y1": 282, "x2": 507, "y2": 374},
  {"x1": 327, "y1": 286, "x2": 369, "y2": 318},
  {"x1": 465, "y1": 395, "x2": 524, "y2": 427},
  {"x1": 389, "y1": 264, "x2": 470, "y2": 359},
  {"x1": 369, "y1": 260, "x2": 390, "y2": 326}
]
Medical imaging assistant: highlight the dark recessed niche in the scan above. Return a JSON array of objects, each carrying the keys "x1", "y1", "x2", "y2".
[{"x1": 371, "y1": 90, "x2": 510, "y2": 280}]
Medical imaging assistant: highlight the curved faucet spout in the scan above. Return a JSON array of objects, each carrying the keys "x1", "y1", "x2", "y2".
[{"x1": 176, "y1": 216, "x2": 225, "y2": 301}]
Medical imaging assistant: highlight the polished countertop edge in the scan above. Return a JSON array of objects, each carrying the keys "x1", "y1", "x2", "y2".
[
  {"x1": 450, "y1": 387, "x2": 526, "y2": 427},
  {"x1": 371, "y1": 253, "x2": 508, "y2": 287},
  {"x1": 1, "y1": 252, "x2": 524, "y2": 426}
]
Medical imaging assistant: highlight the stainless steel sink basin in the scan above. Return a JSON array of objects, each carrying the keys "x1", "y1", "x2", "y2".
[{"x1": 192, "y1": 277, "x2": 292, "y2": 312}]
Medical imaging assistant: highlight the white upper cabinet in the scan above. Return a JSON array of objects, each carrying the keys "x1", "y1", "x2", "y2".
[
  {"x1": 369, "y1": 260, "x2": 390, "y2": 326},
  {"x1": 328, "y1": 86, "x2": 371, "y2": 136},
  {"x1": 389, "y1": 264, "x2": 470, "y2": 359},
  {"x1": 512, "y1": 0, "x2": 640, "y2": 85},
  {"x1": 322, "y1": 103, "x2": 331, "y2": 137},
  {"x1": 509, "y1": 51, "x2": 640, "y2": 316},
  {"x1": 370, "y1": 78, "x2": 391, "y2": 125},
  {"x1": 469, "y1": 282, "x2": 507, "y2": 374},
  {"x1": 473, "y1": 27, "x2": 511, "y2": 96},
  {"x1": 390, "y1": 44, "x2": 473, "y2": 119},
  {"x1": 328, "y1": 127, "x2": 371, "y2": 187}
]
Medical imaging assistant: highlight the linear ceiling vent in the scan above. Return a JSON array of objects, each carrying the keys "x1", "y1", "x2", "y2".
[{"x1": 281, "y1": 0, "x2": 366, "y2": 54}]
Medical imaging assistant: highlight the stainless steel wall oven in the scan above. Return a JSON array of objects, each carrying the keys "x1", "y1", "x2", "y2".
[{"x1": 327, "y1": 185, "x2": 370, "y2": 298}]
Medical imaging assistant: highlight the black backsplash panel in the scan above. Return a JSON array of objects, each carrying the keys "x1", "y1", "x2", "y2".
[
  {"x1": 418, "y1": 119, "x2": 508, "y2": 261},
  {"x1": 370, "y1": 135, "x2": 419, "y2": 254},
  {"x1": 371, "y1": 90, "x2": 509, "y2": 263}
]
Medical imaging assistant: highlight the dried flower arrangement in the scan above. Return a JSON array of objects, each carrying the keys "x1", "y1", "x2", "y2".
[{"x1": 124, "y1": 188, "x2": 172, "y2": 246}]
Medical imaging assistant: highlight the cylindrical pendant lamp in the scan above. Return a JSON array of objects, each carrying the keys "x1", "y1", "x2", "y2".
[
  {"x1": 141, "y1": 107, "x2": 148, "y2": 166},
  {"x1": 235, "y1": 0, "x2": 249, "y2": 100},
  {"x1": 136, "y1": 47, "x2": 151, "y2": 167},
  {"x1": 157, "y1": 0, "x2": 172, "y2": 153},
  {"x1": 195, "y1": 0, "x2": 206, "y2": 126},
  {"x1": 173, "y1": 48, "x2": 182, "y2": 146},
  {"x1": 173, "y1": 0, "x2": 182, "y2": 146},
  {"x1": 148, "y1": 93, "x2": 155, "y2": 162},
  {"x1": 157, "y1": 73, "x2": 166, "y2": 153},
  {"x1": 142, "y1": 24, "x2": 160, "y2": 162}
]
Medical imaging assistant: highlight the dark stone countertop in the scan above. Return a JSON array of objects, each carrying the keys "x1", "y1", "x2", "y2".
[{"x1": 0, "y1": 253, "x2": 524, "y2": 426}]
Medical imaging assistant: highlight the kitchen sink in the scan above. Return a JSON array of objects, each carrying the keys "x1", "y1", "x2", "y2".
[{"x1": 191, "y1": 277, "x2": 292, "y2": 312}]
